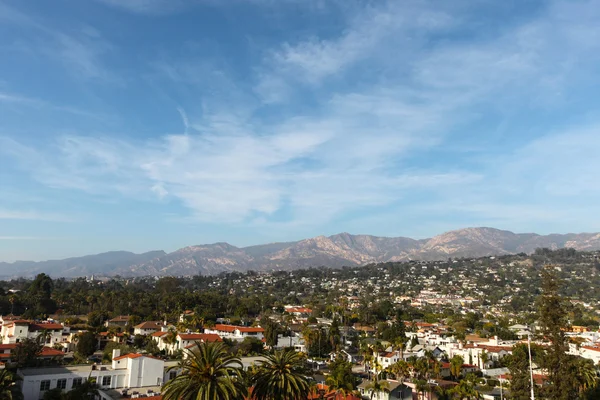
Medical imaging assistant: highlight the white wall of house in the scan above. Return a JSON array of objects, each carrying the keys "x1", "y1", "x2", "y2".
[{"x1": 19, "y1": 355, "x2": 165, "y2": 400}]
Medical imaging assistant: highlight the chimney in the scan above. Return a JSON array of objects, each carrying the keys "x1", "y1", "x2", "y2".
[{"x1": 112, "y1": 349, "x2": 121, "y2": 360}]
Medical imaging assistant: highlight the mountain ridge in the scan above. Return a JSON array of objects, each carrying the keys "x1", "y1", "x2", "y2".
[{"x1": 1, "y1": 227, "x2": 599, "y2": 278}]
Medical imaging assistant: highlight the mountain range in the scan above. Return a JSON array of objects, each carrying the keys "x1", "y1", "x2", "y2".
[{"x1": 2, "y1": 227, "x2": 600, "y2": 278}]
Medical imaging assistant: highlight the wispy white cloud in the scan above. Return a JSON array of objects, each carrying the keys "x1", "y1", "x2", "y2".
[
  {"x1": 0, "y1": 2, "x2": 114, "y2": 82},
  {"x1": 0, "y1": 236, "x2": 46, "y2": 240},
  {"x1": 93, "y1": 0, "x2": 188, "y2": 15},
  {"x1": 3, "y1": 0, "x2": 600, "y2": 235},
  {"x1": 0, "y1": 209, "x2": 75, "y2": 222}
]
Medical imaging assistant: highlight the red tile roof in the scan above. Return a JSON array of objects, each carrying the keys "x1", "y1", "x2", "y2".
[
  {"x1": 30, "y1": 323, "x2": 63, "y2": 331},
  {"x1": 40, "y1": 347, "x2": 64, "y2": 357},
  {"x1": 134, "y1": 321, "x2": 161, "y2": 330},
  {"x1": 113, "y1": 353, "x2": 162, "y2": 361},
  {"x1": 179, "y1": 333, "x2": 222, "y2": 342},
  {"x1": 210, "y1": 324, "x2": 264, "y2": 333},
  {"x1": 151, "y1": 331, "x2": 168, "y2": 337}
]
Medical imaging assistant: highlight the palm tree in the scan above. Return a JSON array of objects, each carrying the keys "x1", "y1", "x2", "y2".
[
  {"x1": 164, "y1": 328, "x2": 178, "y2": 355},
  {"x1": 162, "y1": 341, "x2": 247, "y2": 400},
  {"x1": 450, "y1": 355, "x2": 464, "y2": 381},
  {"x1": 364, "y1": 378, "x2": 390, "y2": 400},
  {"x1": 414, "y1": 379, "x2": 428, "y2": 400},
  {"x1": 480, "y1": 350, "x2": 489, "y2": 369},
  {"x1": 434, "y1": 386, "x2": 453, "y2": 400},
  {"x1": 0, "y1": 369, "x2": 22, "y2": 400},
  {"x1": 252, "y1": 350, "x2": 310, "y2": 400},
  {"x1": 574, "y1": 357, "x2": 598, "y2": 396},
  {"x1": 325, "y1": 374, "x2": 356, "y2": 398},
  {"x1": 451, "y1": 374, "x2": 481, "y2": 400}
]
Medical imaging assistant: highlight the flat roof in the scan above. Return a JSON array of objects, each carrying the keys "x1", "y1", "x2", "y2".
[{"x1": 19, "y1": 365, "x2": 95, "y2": 376}]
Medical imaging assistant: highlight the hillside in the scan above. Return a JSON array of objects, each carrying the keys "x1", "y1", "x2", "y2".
[{"x1": 1, "y1": 228, "x2": 599, "y2": 277}]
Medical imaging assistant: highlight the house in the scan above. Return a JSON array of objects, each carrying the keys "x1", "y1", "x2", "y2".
[
  {"x1": 275, "y1": 335, "x2": 306, "y2": 353},
  {"x1": 572, "y1": 325, "x2": 591, "y2": 333},
  {"x1": 376, "y1": 351, "x2": 401, "y2": 369},
  {"x1": 0, "y1": 343, "x2": 64, "y2": 363},
  {"x1": 335, "y1": 349, "x2": 363, "y2": 364},
  {"x1": 204, "y1": 324, "x2": 264, "y2": 341},
  {"x1": 179, "y1": 310, "x2": 195, "y2": 323},
  {"x1": 151, "y1": 331, "x2": 173, "y2": 353},
  {"x1": 133, "y1": 322, "x2": 162, "y2": 336},
  {"x1": 358, "y1": 379, "x2": 411, "y2": 400},
  {"x1": 284, "y1": 306, "x2": 313, "y2": 317},
  {"x1": 18, "y1": 350, "x2": 164, "y2": 400},
  {"x1": 457, "y1": 344, "x2": 512, "y2": 369},
  {"x1": 580, "y1": 346, "x2": 600, "y2": 364},
  {"x1": 0, "y1": 320, "x2": 65, "y2": 345},
  {"x1": 98, "y1": 332, "x2": 127, "y2": 349},
  {"x1": 104, "y1": 316, "x2": 130, "y2": 328},
  {"x1": 178, "y1": 333, "x2": 222, "y2": 351}
]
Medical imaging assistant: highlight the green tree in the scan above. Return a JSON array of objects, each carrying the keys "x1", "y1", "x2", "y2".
[
  {"x1": 326, "y1": 358, "x2": 359, "y2": 396},
  {"x1": 364, "y1": 378, "x2": 390, "y2": 400},
  {"x1": 506, "y1": 343, "x2": 540, "y2": 400},
  {"x1": 537, "y1": 266, "x2": 576, "y2": 399},
  {"x1": 11, "y1": 338, "x2": 43, "y2": 368},
  {"x1": 252, "y1": 350, "x2": 310, "y2": 400},
  {"x1": 63, "y1": 378, "x2": 98, "y2": 400},
  {"x1": 261, "y1": 318, "x2": 279, "y2": 348},
  {"x1": 0, "y1": 369, "x2": 23, "y2": 400},
  {"x1": 162, "y1": 341, "x2": 247, "y2": 400},
  {"x1": 572, "y1": 357, "x2": 598, "y2": 398},
  {"x1": 42, "y1": 388, "x2": 64, "y2": 400},
  {"x1": 451, "y1": 373, "x2": 481, "y2": 400},
  {"x1": 76, "y1": 332, "x2": 97, "y2": 358},
  {"x1": 450, "y1": 355, "x2": 464, "y2": 380}
]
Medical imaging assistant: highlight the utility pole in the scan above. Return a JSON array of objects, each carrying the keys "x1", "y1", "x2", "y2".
[{"x1": 527, "y1": 333, "x2": 535, "y2": 400}]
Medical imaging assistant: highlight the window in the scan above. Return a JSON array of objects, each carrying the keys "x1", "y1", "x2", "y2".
[
  {"x1": 102, "y1": 376, "x2": 111, "y2": 386},
  {"x1": 40, "y1": 380, "x2": 51, "y2": 391},
  {"x1": 169, "y1": 371, "x2": 177, "y2": 380},
  {"x1": 72, "y1": 378, "x2": 83, "y2": 388},
  {"x1": 56, "y1": 379, "x2": 67, "y2": 389}
]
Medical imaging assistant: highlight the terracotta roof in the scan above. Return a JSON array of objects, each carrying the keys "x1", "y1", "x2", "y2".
[
  {"x1": 463, "y1": 344, "x2": 512, "y2": 353},
  {"x1": 134, "y1": 321, "x2": 161, "y2": 330},
  {"x1": 379, "y1": 352, "x2": 396, "y2": 358},
  {"x1": 0, "y1": 344, "x2": 62, "y2": 358},
  {"x1": 108, "y1": 316, "x2": 130, "y2": 322},
  {"x1": 40, "y1": 347, "x2": 64, "y2": 357},
  {"x1": 210, "y1": 324, "x2": 264, "y2": 333},
  {"x1": 113, "y1": 353, "x2": 162, "y2": 361},
  {"x1": 151, "y1": 331, "x2": 168, "y2": 337},
  {"x1": 179, "y1": 333, "x2": 222, "y2": 342},
  {"x1": 582, "y1": 346, "x2": 600, "y2": 353},
  {"x1": 30, "y1": 323, "x2": 63, "y2": 331}
]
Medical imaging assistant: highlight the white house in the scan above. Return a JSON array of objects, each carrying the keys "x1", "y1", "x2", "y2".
[
  {"x1": 0, "y1": 320, "x2": 64, "y2": 345},
  {"x1": 18, "y1": 350, "x2": 164, "y2": 400},
  {"x1": 133, "y1": 321, "x2": 162, "y2": 336},
  {"x1": 204, "y1": 324, "x2": 264, "y2": 341},
  {"x1": 178, "y1": 333, "x2": 222, "y2": 351},
  {"x1": 377, "y1": 351, "x2": 401, "y2": 369},
  {"x1": 580, "y1": 346, "x2": 600, "y2": 364}
]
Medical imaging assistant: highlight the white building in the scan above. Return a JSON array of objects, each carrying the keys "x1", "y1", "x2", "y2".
[
  {"x1": 133, "y1": 321, "x2": 162, "y2": 336},
  {"x1": 204, "y1": 324, "x2": 264, "y2": 341},
  {"x1": 0, "y1": 320, "x2": 64, "y2": 345},
  {"x1": 18, "y1": 350, "x2": 165, "y2": 400}
]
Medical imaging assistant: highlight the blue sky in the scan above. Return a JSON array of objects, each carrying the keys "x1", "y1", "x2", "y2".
[{"x1": 1, "y1": 0, "x2": 600, "y2": 261}]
